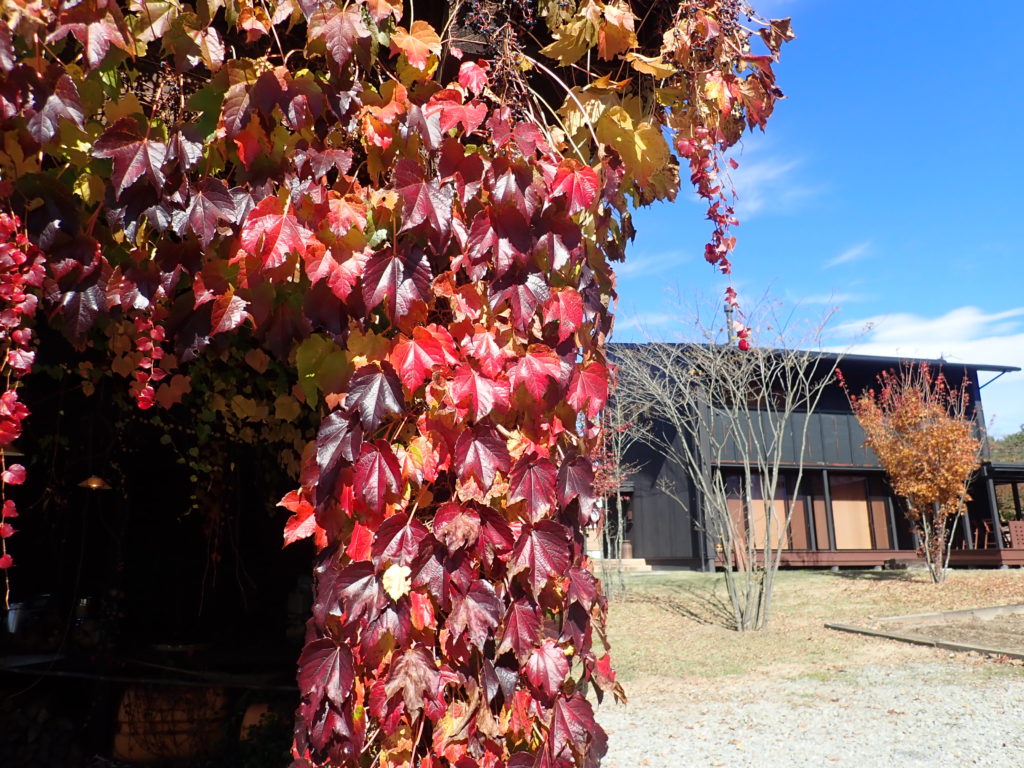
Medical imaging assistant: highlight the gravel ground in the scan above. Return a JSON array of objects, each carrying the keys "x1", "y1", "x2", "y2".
[{"x1": 597, "y1": 661, "x2": 1024, "y2": 767}]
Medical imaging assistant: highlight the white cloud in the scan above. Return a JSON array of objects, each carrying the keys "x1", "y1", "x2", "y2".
[
  {"x1": 829, "y1": 306, "x2": 1024, "y2": 437},
  {"x1": 825, "y1": 241, "x2": 871, "y2": 269},
  {"x1": 612, "y1": 311, "x2": 676, "y2": 336},
  {"x1": 615, "y1": 252, "x2": 688, "y2": 279},
  {"x1": 797, "y1": 291, "x2": 870, "y2": 306},
  {"x1": 729, "y1": 156, "x2": 815, "y2": 217}
]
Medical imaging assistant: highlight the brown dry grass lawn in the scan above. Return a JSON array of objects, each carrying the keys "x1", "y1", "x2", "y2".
[{"x1": 604, "y1": 568, "x2": 1024, "y2": 685}]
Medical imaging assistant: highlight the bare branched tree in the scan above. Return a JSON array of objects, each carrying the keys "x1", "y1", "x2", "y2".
[{"x1": 615, "y1": 304, "x2": 840, "y2": 631}]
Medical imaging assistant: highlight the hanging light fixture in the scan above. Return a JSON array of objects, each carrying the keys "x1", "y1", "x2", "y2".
[{"x1": 78, "y1": 475, "x2": 112, "y2": 491}]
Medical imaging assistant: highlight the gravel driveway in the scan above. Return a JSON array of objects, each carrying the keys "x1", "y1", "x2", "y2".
[{"x1": 597, "y1": 661, "x2": 1024, "y2": 767}]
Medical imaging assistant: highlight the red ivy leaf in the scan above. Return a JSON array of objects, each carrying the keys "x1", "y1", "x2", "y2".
[
  {"x1": 315, "y1": 561, "x2": 387, "y2": 627},
  {"x1": 372, "y1": 515, "x2": 429, "y2": 568},
  {"x1": 510, "y1": 521, "x2": 570, "y2": 597},
  {"x1": 346, "y1": 363, "x2": 404, "y2": 432},
  {"x1": 180, "y1": 179, "x2": 235, "y2": 248},
  {"x1": 454, "y1": 423, "x2": 510, "y2": 488},
  {"x1": 543, "y1": 289, "x2": 584, "y2": 344},
  {"x1": 210, "y1": 289, "x2": 250, "y2": 336},
  {"x1": 383, "y1": 645, "x2": 445, "y2": 720},
  {"x1": 352, "y1": 440, "x2": 403, "y2": 518},
  {"x1": 508, "y1": 456, "x2": 557, "y2": 522},
  {"x1": 447, "y1": 579, "x2": 501, "y2": 650},
  {"x1": 393, "y1": 158, "x2": 454, "y2": 251},
  {"x1": 28, "y1": 74, "x2": 85, "y2": 144},
  {"x1": 549, "y1": 693, "x2": 605, "y2": 763},
  {"x1": 92, "y1": 118, "x2": 167, "y2": 198},
  {"x1": 298, "y1": 638, "x2": 355, "y2": 712},
  {"x1": 390, "y1": 327, "x2": 448, "y2": 390},
  {"x1": 567, "y1": 361, "x2": 609, "y2": 419},
  {"x1": 509, "y1": 346, "x2": 562, "y2": 401},
  {"x1": 491, "y1": 271, "x2": 551, "y2": 331},
  {"x1": 497, "y1": 600, "x2": 542, "y2": 662},
  {"x1": 549, "y1": 159, "x2": 600, "y2": 215},
  {"x1": 240, "y1": 196, "x2": 312, "y2": 270},
  {"x1": 432, "y1": 502, "x2": 481, "y2": 553},
  {"x1": 458, "y1": 60, "x2": 489, "y2": 95},
  {"x1": 280, "y1": 490, "x2": 324, "y2": 548},
  {"x1": 315, "y1": 410, "x2": 363, "y2": 506},
  {"x1": 449, "y1": 364, "x2": 510, "y2": 420},
  {"x1": 361, "y1": 247, "x2": 432, "y2": 324},
  {"x1": 309, "y1": 4, "x2": 370, "y2": 67},
  {"x1": 525, "y1": 640, "x2": 569, "y2": 699},
  {"x1": 1, "y1": 463, "x2": 26, "y2": 485}
]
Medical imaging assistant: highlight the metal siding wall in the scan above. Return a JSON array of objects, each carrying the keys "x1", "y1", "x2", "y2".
[{"x1": 622, "y1": 439, "x2": 695, "y2": 561}]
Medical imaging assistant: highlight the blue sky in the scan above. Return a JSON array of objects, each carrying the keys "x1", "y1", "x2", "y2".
[{"x1": 612, "y1": 0, "x2": 1024, "y2": 437}]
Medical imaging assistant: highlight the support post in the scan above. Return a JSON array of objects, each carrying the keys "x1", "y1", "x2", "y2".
[
  {"x1": 986, "y1": 472, "x2": 1004, "y2": 550},
  {"x1": 822, "y1": 469, "x2": 836, "y2": 551}
]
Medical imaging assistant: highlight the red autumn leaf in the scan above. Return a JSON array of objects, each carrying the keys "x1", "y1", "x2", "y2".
[
  {"x1": 92, "y1": 118, "x2": 167, "y2": 198},
  {"x1": 240, "y1": 196, "x2": 312, "y2": 270},
  {"x1": 508, "y1": 457, "x2": 557, "y2": 522},
  {"x1": 0, "y1": 553, "x2": 12, "y2": 569},
  {"x1": 543, "y1": 289, "x2": 584, "y2": 344},
  {"x1": 390, "y1": 327, "x2": 448, "y2": 390},
  {"x1": 476, "y1": 506, "x2": 515, "y2": 565},
  {"x1": 210, "y1": 289, "x2": 250, "y2": 336},
  {"x1": 27, "y1": 74, "x2": 85, "y2": 144},
  {"x1": 525, "y1": 640, "x2": 569, "y2": 699},
  {"x1": 432, "y1": 502, "x2": 481, "y2": 553},
  {"x1": 497, "y1": 600, "x2": 542, "y2": 662},
  {"x1": 510, "y1": 521, "x2": 570, "y2": 597},
  {"x1": 179, "y1": 178, "x2": 235, "y2": 248},
  {"x1": 447, "y1": 579, "x2": 501, "y2": 650},
  {"x1": 371, "y1": 515, "x2": 429, "y2": 568},
  {"x1": 468, "y1": 207, "x2": 532, "y2": 278},
  {"x1": 346, "y1": 363, "x2": 404, "y2": 432},
  {"x1": 565, "y1": 567, "x2": 599, "y2": 610},
  {"x1": 1, "y1": 463, "x2": 26, "y2": 485},
  {"x1": 309, "y1": 4, "x2": 370, "y2": 67},
  {"x1": 509, "y1": 346, "x2": 562, "y2": 401},
  {"x1": 566, "y1": 361, "x2": 609, "y2": 419},
  {"x1": 345, "y1": 522, "x2": 374, "y2": 562},
  {"x1": 549, "y1": 693, "x2": 605, "y2": 762},
  {"x1": 557, "y1": 456, "x2": 595, "y2": 509},
  {"x1": 361, "y1": 247, "x2": 432, "y2": 323},
  {"x1": 458, "y1": 60, "x2": 488, "y2": 94},
  {"x1": 297, "y1": 638, "x2": 355, "y2": 712},
  {"x1": 393, "y1": 159, "x2": 454, "y2": 250},
  {"x1": 314, "y1": 561, "x2": 387, "y2": 627},
  {"x1": 465, "y1": 328, "x2": 508, "y2": 378},
  {"x1": 549, "y1": 159, "x2": 600, "y2": 215},
  {"x1": 304, "y1": 246, "x2": 369, "y2": 302},
  {"x1": 49, "y1": 4, "x2": 130, "y2": 70},
  {"x1": 449, "y1": 364, "x2": 510, "y2": 420},
  {"x1": 410, "y1": 591, "x2": 436, "y2": 630},
  {"x1": 280, "y1": 490, "x2": 325, "y2": 548},
  {"x1": 490, "y1": 272, "x2": 551, "y2": 330},
  {"x1": 454, "y1": 423, "x2": 510, "y2": 488},
  {"x1": 315, "y1": 410, "x2": 363, "y2": 505},
  {"x1": 352, "y1": 440, "x2": 403, "y2": 517}
]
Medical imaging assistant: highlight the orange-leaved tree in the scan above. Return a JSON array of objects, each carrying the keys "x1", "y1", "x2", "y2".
[{"x1": 843, "y1": 364, "x2": 982, "y2": 583}]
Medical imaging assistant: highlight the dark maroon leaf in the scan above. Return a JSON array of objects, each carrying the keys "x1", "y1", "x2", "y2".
[
  {"x1": 549, "y1": 693, "x2": 605, "y2": 764},
  {"x1": 167, "y1": 128, "x2": 204, "y2": 170},
  {"x1": 565, "y1": 567, "x2": 598, "y2": 610},
  {"x1": 372, "y1": 516, "x2": 429, "y2": 567},
  {"x1": 28, "y1": 74, "x2": 84, "y2": 144},
  {"x1": 93, "y1": 118, "x2": 167, "y2": 198},
  {"x1": 179, "y1": 178, "x2": 234, "y2": 247},
  {"x1": 454, "y1": 423, "x2": 510, "y2": 488},
  {"x1": 509, "y1": 457, "x2": 557, "y2": 521},
  {"x1": 360, "y1": 247, "x2": 432, "y2": 323},
  {"x1": 498, "y1": 600, "x2": 542, "y2": 662},
  {"x1": 315, "y1": 560, "x2": 387, "y2": 627},
  {"x1": 352, "y1": 440, "x2": 402, "y2": 517},
  {"x1": 220, "y1": 82, "x2": 253, "y2": 138},
  {"x1": 558, "y1": 457, "x2": 597, "y2": 521},
  {"x1": 468, "y1": 207, "x2": 531, "y2": 278},
  {"x1": 346, "y1": 363, "x2": 404, "y2": 431},
  {"x1": 490, "y1": 271, "x2": 550, "y2": 330},
  {"x1": 447, "y1": 579, "x2": 501, "y2": 650},
  {"x1": 510, "y1": 521, "x2": 570, "y2": 597},
  {"x1": 476, "y1": 506, "x2": 514, "y2": 565},
  {"x1": 525, "y1": 640, "x2": 569, "y2": 699},
  {"x1": 315, "y1": 410, "x2": 363, "y2": 505},
  {"x1": 393, "y1": 158, "x2": 454, "y2": 251},
  {"x1": 48, "y1": 5, "x2": 128, "y2": 70},
  {"x1": 297, "y1": 638, "x2": 354, "y2": 712}
]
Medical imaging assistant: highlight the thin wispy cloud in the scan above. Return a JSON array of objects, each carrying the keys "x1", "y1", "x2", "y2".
[
  {"x1": 825, "y1": 241, "x2": 870, "y2": 269},
  {"x1": 612, "y1": 311, "x2": 675, "y2": 336},
  {"x1": 730, "y1": 156, "x2": 813, "y2": 217},
  {"x1": 615, "y1": 252, "x2": 688, "y2": 280},
  {"x1": 828, "y1": 306, "x2": 1024, "y2": 436},
  {"x1": 798, "y1": 292, "x2": 869, "y2": 306}
]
